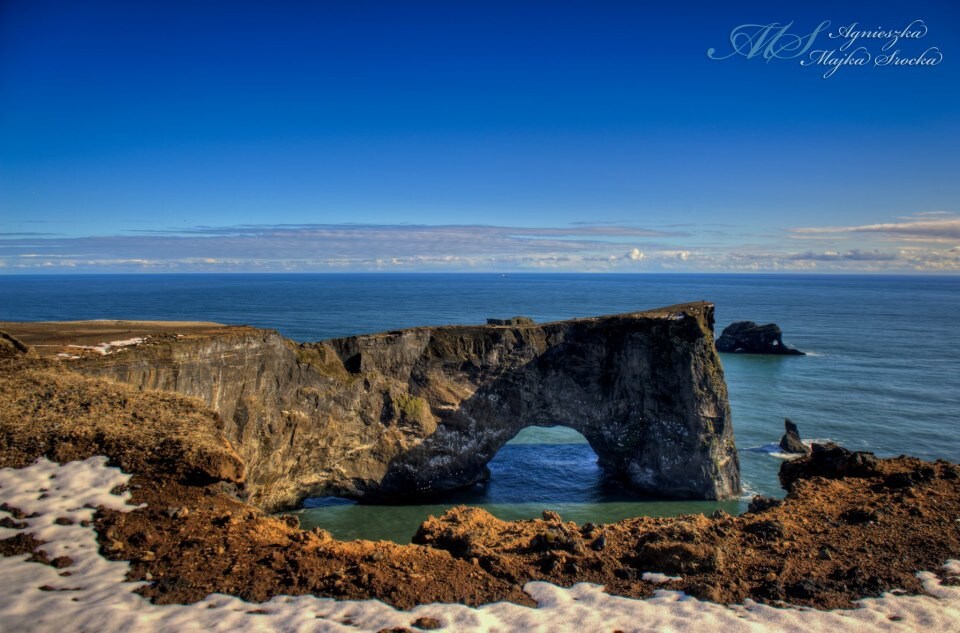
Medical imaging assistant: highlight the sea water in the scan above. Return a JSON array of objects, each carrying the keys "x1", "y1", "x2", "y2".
[{"x1": 2, "y1": 273, "x2": 958, "y2": 542}]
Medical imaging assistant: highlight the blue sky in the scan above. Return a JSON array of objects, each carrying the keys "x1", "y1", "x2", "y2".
[{"x1": 1, "y1": 0, "x2": 958, "y2": 272}]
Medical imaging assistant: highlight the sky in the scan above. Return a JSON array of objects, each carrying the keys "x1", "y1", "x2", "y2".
[{"x1": 1, "y1": 0, "x2": 958, "y2": 273}]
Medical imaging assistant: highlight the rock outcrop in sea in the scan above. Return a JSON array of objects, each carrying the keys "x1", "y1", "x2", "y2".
[
  {"x1": 715, "y1": 321, "x2": 804, "y2": 355},
  {"x1": 1, "y1": 302, "x2": 740, "y2": 511},
  {"x1": 779, "y1": 418, "x2": 810, "y2": 454}
]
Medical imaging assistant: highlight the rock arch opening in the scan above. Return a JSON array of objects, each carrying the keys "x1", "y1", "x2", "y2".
[{"x1": 479, "y1": 426, "x2": 612, "y2": 506}]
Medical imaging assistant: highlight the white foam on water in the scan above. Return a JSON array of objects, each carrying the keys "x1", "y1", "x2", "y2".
[
  {"x1": 2, "y1": 457, "x2": 960, "y2": 632},
  {"x1": 747, "y1": 439, "x2": 836, "y2": 461}
]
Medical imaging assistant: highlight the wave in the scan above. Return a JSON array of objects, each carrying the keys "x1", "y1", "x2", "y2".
[{"x1": 744, "y1": 438, "x2": 835, "y2": 460}]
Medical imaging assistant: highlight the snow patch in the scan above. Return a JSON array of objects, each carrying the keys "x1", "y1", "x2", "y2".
[
  {"x1": 68, "y1": 337, "x2": 145, "y2": 355},
  {"x1": 642, "y1": 572, "x2": 682, "y2": 584},
  {"x1": 3, "y1": 457, "x2": 960, "y2": 632}
]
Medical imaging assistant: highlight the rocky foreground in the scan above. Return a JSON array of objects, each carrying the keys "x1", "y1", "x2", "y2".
[{"x1": 1, "y1": 339, "x2": 959, "y2": 613}]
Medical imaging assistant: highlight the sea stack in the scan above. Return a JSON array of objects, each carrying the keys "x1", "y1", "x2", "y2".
[
  {"x1": 779, "y1": 418, "x2": 810, "y2": 455},
  {"x1": 715, "y1": 321, "x2": 804, "y2": 355}
]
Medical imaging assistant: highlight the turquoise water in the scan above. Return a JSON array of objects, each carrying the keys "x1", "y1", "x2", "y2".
[{"x1": 2, "y1": 273, "x2": 958, "y2": 541}]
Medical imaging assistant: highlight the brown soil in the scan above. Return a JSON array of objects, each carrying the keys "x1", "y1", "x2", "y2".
[{"x1": 2, "y1": 350, "x2": 960, "y2": 612}]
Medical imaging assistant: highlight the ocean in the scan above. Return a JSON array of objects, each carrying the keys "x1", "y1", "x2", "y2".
[{"x1": 2, "y1": 273, "x2": 958, "y2": 542}]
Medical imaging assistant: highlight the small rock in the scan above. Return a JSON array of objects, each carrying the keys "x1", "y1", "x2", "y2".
[
  {"x1": 51, "y1": 556, "x2": 73, "y2": 569},
  {"x1": 166, "y1": 507, "x2": 190, "y2": 520},
  {"x1": 884, "y1": 473, "x2": 915, "y2": 489},
  {"x1": 747, "y1": 496, "x2": 783, "y2": 513},
  {"x1": 787, "y1": 578, "x2": 824, "y2": 599},
  {"x1": 615, "y1": 567, "x2": 639, "y2": 581},
  {"x1": 411, "y1": 616, "x2": 443, "y2": 630},
  {"x1": 140, "y1": 551, "x2": 156, "y2": 562},
  {"x1": 745, "y1": 520, "x2": 785, "y2": 540},
  {"x1": 688, "y1": 582, "x2": 723, "y2": 602},
  {"x1": 841, "y1": 508, "x2": 879, "y2": 525},
  {"x1": 591, "y1": 534, "x2": 607, "y2": 551}
]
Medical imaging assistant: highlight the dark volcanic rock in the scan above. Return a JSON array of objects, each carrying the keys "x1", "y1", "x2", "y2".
[
  {"x1": 779, "y1": 443, "x2": 881, "y2": 491},
  {"x1": 4, "y1": 303, "x2": 740, "y2": 510},
  {"x1": 747, "y1": 496, "x2": 783, "y2": 513},
  {"x1": 779, "y1": 418, "x2": 810, "y2": 455},
  {"x1": 715, "y1": 321, "x2": 804, "y2": 355}
]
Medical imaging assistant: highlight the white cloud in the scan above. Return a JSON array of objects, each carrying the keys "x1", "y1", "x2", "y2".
[
  {"x1": 789, "y1": 214, "x2": 960, "y2": 243},
  {"x1": 2, "y1": 216, "x2": 959, "y2": 273}
]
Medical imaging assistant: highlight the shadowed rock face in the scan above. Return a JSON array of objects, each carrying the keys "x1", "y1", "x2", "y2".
[
  {"x1": 716, "y1": 321, "x2": 804, "y2": 355},
  {"x1": 2, "y1": 302, "x2": 739, "y2": 511},
  {"x1": 779, "y1": 418, "x2": 810, "y2": 455}
]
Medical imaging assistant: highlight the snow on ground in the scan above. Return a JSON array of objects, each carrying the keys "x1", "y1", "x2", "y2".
[
  {"x1": 67, "y1": 338, "x2": 145, "y2": 355},
  {"x1": 2, "y1": 457, "x2": 960, "y2": 632},
  {"x1": 642, "y1": 572, "x2": 682, "y2": 584}
]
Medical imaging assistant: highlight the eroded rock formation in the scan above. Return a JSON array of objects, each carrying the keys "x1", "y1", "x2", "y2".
[
  {"x1": 716, "y1": 321, "x2": 804, "y2": 355},
  {"x1": 1, "y1": 302, "x2": 739, "y2": 511},
  {"x1": 779, "y1": 418, "x2": 810, "y2": 455}
]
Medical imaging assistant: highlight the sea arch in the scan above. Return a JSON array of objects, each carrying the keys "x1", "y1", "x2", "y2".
[{"x1": 345, "y1": 305, "x2": 740, "y2": 503}]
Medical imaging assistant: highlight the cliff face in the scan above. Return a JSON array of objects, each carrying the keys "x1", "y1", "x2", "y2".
[{"x1": 17, "y1": 302, "x2": 739, "y2": 510}]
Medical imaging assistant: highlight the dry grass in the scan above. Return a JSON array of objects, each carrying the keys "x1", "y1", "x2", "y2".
[{"x1": 0, "y1": 359, "x2": 243, "y2": 484}]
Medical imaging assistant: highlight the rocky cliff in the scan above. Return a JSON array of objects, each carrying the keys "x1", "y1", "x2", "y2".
[{"x1": 2, "y1": 302, "x2": 739, "y2": 511}]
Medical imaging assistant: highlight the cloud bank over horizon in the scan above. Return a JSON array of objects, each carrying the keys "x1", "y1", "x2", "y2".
[{"x1": 1, "y1": 213, "x2": 958, "y2": 274}]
